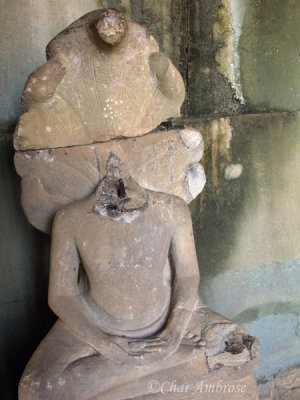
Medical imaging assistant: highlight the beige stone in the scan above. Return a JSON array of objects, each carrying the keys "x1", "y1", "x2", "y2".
[
  {"x1": 258, "y1": 366, "x2": 300, "y2": 400},
  {"x1": 13, "y1": 8, "x2": 185, "y2": 150},
  {"x1": 15, "y1": 126, "x2": 205, "y2": 233},
  {"x1": 274, "y1": 366, "x2": 300, "y2": 390},
  {"x1": 16, "y1": 9, "x2": 259, "y2": 400},
  {"x1": 18, "y1": 178, "x2": 259, "y2": 400}
]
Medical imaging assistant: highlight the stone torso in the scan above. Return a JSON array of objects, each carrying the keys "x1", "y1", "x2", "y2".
[{"x1": 64, "y1": 191, "x2": 176, "y2": 333}]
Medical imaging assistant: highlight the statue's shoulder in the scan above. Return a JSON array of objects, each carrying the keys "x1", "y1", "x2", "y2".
[
  {"x1": 147, "y1": 190, "x2": 190, "y2": 215},
  {"x1": 52, "y1": 196, "x2": 92, "y2": 231}
]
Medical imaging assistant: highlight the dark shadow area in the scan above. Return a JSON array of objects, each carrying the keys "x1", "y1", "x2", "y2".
[{"x1": 0, "y1": 136, "x2": 55, "y2": 400}]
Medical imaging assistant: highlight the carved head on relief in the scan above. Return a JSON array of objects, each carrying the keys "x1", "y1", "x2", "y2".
[
  {"x1": 95, "y1": 8, "x2": 128, "y2": 45},
  {"x1": 14, "y1": 8, "x2": 186, "y2": 150}
]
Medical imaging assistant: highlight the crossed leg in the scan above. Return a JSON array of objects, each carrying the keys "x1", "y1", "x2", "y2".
[{"x1": 19, "y1": 303, "x2": 257, "y2": 400}]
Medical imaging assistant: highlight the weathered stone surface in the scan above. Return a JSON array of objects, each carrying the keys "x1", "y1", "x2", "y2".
[
  {"x1": 132, "y1": 375, "x2": 259, "y2": 400},
  {"x1": 187, "y1": 0, "x2": 244, "y2": 117},
  {"x1": 14, "y1": 8, "x2": 259, "y2": 400},
  {"x1": 189, "y1": 112, "x2": 300, "y2": 277},
  {"x1": 196, "y1": 258, "x2": 300, "y2": 381},
  {"x1": 258, "y1": 366, "x2": 300, "y2": 400},
  {"x1": 19, "y1": 294, "x2": 259, "y2": 399},
  {"x1": 239, "y1": 0, "x2": 300, "y2": 112},
  {"x1": 275, "y1": 367, "x2": 300, "y2": 390},
  {"x1": 3, "y1": 0, "x2": 300, "y2": 133},
  {"x1": 18, "y1": 164, "x2": 259, "y2": 400},
  {"x1": 0, "y1": 0, "x2": 189, "y2": 135},
  {"x1": 3, "y1": 1, "x2": 300, "y2": 399},
  {"x1": 15, "y1": 126, "x2": 204, "y2": 233},
  {"x1": 187, "y1": 0, "x2": 300, "y2": 116},
  {"x1": 207, "y1": 348, "x2": 251, "y2": 370},
  {"x1": 13, "y1": 9, "x2": 185, "y2": 150},
  {"x1": 188, "y1": 112, "x2": 300, "y2": 381}
]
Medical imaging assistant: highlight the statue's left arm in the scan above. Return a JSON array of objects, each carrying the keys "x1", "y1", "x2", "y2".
[
  {"x1": 129, "y1": 198, "x2": 200, "y2": 357},
  {"x1": 165, "y1": 197, "x2": 200, "y2": 334}
]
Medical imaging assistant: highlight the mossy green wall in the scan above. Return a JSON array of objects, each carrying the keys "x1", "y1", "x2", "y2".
[{"x1": 0, "y1": 0, "x2": 299, "y2": 398}]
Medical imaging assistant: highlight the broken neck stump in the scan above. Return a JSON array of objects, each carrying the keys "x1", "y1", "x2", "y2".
[{"x1": 15, "y1": 8, "x2": 260, "y2": 400}]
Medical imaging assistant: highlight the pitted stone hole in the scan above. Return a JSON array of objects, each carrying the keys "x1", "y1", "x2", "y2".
[
  {"x1": 225, "y1": 335, "x2": 254, "y2": 354},
  {"x1": 117, "y1": 178, "x2": 126, "y2": 199},
  {"x1": 107, "y1": 203, "x2": 118, "y2": 211},
  {"x1": 242, "y1": 335, "x2": 255, "y2": 350},
  {"x1": 225, "y1": 341, "x2": 244, "y2": 355}
]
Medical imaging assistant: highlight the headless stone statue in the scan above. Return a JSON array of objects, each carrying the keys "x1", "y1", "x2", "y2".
[{"x1": 15, "y1": 9, "x2": 259, "y2": 400}]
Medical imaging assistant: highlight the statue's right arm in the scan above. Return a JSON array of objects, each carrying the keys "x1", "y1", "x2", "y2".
[{"x1": 48, "y1": 209, "x2": 128, "y2": 363}]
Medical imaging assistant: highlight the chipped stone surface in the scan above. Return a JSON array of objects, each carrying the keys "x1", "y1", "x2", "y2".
[
  {"x1": 207, "y1": 348, "x2": 251, "y2": 370},
  {"x1": 2, "y1": 1, "x2": 300, "y2": 399},
  {"x1": 274, "y1": 367, "x2": 300, "y2": 390},
  {"x1": 93, "y1": 176, "x2": 149, "y2": 223},
  {"x1": 14, "y1": 8, "x2": 259, "y2": 400},
  {"x1": 15, "y1": 126, "x2": 205, "y2": 233},
  {"x1": 258, "y1": 366, "x2": 300, "y2": 400},
  {"x1": 13, "y1": 9, "x2": 185, "y2": 150}
]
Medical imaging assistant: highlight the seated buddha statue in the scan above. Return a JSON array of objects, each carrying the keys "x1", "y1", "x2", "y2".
[{"x1": 15, "y1": 9, "x2": 259, "y2": 400}]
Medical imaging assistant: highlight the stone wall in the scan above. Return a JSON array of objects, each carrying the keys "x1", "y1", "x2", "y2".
[
  {"x1": 0, "y1": 1, "x2": 299, "y2": 399},
  {"x1": 190, "y1": 112, "x2": 300, "y2": 384}
]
